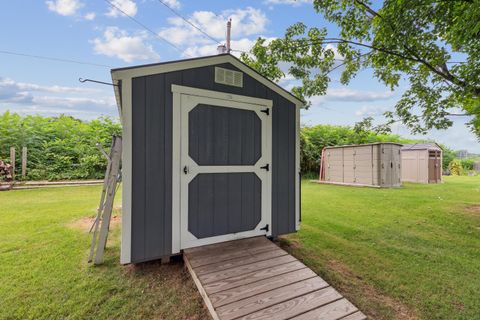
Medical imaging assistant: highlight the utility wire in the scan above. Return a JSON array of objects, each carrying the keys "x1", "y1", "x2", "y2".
[
  {"x1": 155, "y1": 0, "x2": 221, "y2": 45},
  {"x1": 0, "y1": 50, "x2": 112, "y2": 68},
  {"x1": 103, "y1": 0, "x2": 190, "y2": 57}
]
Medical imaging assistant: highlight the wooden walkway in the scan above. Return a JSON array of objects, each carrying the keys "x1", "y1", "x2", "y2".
[{"x1": 183, "y1": 236, "x2": 366, "y2": 320}]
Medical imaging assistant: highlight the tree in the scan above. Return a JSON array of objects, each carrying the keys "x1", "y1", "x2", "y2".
[{"x1": 241, "y1": 0, "x2": 480, "y2": 138}]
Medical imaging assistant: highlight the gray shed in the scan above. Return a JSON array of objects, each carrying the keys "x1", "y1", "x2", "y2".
[
  {"x1": 401, "y1": 143, "x2": 442, "y2": 183},
  {"x1": 320, "y1": 143, "x2": 402, "y2": 188},
  {"x1": 111, "y1": 54, "x2": 303, "y2": 264}
]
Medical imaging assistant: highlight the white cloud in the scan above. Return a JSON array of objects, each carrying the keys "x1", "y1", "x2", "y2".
[
  {"x1": 391, "y1": 120, "x2": 480, "y2": 153},
  {"x1": 158, "y1": 7, "x2": 268, "y2": 51},
  {"x1": 323, "y1": 88, "x2": 394, "y2": 102},
  {"x1": 324, "y1": 44, "x2": 343, "y2": 60},
  {"x1": 84, "y1": 12, "x2": 96, "y2": 20},
  {"x1": 184, "y1": 37, "x2": 276, "y2": 58},
  {"x1": 163, "y1": 0, "x2": 181, "y2": 9},
  {"x1": 91, "y1": 27, "x2": 160, "y2": 62},
  {"x1": 46, "y1": 0, "x2": 84, "y2": 16},
  {"x1": 0, "y1": 77, "x2": 117, "y2": 119},
  {"x1": 264, "y1": 0, "x2": 311, "y2": 6},
  {"x1": 106, "y1": 0, "x2": 137, "y2": 17},
  {"x1": 355, "y1": 105, "x2": 388, "y2": 117},
  {"x1": 0, "y1": 77, "x2": 99, "y2": 96}
]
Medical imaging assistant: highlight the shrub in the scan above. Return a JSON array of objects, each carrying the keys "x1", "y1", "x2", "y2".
[
  {"x1": 448, "y1": 159, "x2": 463, "y2": 176},
  {"x1": 0, "y1": 112, "x2": 121, "y2": 180},
  {"x1": 460, "y1": 159, "x2": 475, "y2": 171}
]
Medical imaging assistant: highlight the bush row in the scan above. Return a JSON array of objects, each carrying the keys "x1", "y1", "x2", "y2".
[{"x1": 0, "y1": 112, "x2": 121, "y2": 181}]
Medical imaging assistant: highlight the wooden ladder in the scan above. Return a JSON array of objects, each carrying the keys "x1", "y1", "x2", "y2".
[{"x1": 88, "y1": 135, "x2": 122, "y2": 265}]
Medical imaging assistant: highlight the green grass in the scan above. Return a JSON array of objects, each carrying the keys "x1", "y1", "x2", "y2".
[
  {"x1": 0, "y1": 186, "x2": 207, "y2": 320},
  {"x1": 280, "y1": 176, "x2": 480, "y2": 320},
  {"x1": 1, "y1": 178, "x2": 479, "y2": 320}
]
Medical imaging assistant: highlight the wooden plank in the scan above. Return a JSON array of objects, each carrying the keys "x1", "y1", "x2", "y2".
[
  {"x1": 187, "y1": 241, "x2": 276, "y2": 268},
  {"x1": 217, "y1": 278, "x2": 330, "y2": 320},
  {"x1": 195, "y1": 246, "x2": 288, "y2": 276},
  {"x1": 185, "y1": 236, "x2": 272, "y2": 256},
  {"x1": 199, "y1": 254, "x2": 297, "y2": 285},
  {"x1": 211, "y1": 268, "x2": 317, "y2": 307},
  {"x1": 184, "y1": 249, "x2": 220, "y2": 320},
  {"x1": 21, "y1": 146, "x2": 27, "y2": 179},
  {"x1": 204, "y1": 260, "x2": 306, "y2": 294},
  {"x1": 235, "y1": 287, "x2": 342, "y2": 320},
  {"x1": 291, "y1": 298, "x2": 359, "y2": 320},
  {"x1": 339, "y1": 311, "x2": 367, "y2": 320},
  {"x1": 184, "y1": 237, "x2": 367, "y2": 320}
]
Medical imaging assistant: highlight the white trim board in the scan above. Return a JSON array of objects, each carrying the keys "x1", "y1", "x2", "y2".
[
  {"x1": 172, "y1": 84, "x2": 273, "y2": 252},
  {"x1": 120, "y1": 77, "x2": 132, "y2": 264},
  {"x1": 111, "y1": 54, "x2": 304, "y2": 112}
]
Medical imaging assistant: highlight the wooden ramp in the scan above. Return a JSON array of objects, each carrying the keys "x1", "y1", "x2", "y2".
[{"x1": 184, "y1": 236, "x2": 366, "y2": 320}]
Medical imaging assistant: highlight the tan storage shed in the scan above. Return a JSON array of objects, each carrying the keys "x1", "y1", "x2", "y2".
[
  {"x1": 401, "y1": 144, "x2": 442, "y2": 183},
  {"x1": 320, "y1": 143, "x2": 402, "y2": 188}
]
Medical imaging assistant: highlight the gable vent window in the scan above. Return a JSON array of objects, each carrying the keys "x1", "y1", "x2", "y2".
[{"x1": 215, "y1": 67, "x2": 243, "y2": 88}]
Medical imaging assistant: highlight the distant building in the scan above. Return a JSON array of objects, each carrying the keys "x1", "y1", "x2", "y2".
[{"x1": 457, "y1": 150, "x2": 468, "y2": 159}]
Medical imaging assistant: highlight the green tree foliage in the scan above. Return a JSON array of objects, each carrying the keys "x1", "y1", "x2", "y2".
[
  {"x1": 460, "y1": 158, "x2": 475, "y2": 171},
  {"x1": 241, "y1": 0, "x2": 480, "y2": 138},
  {"x1": 441, "y1": 147, "x2": 456, "y2": 171},
  {"x1": 0, "y1": 112, "x2": 121, "y2": 180},
  {"x1": 300, "y1": 123, "x2": 421, "y2": 174}
]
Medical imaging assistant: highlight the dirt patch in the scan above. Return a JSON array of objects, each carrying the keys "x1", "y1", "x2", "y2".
[
  {"x1": 465, "y1": 205, "x2": 480, "y2": 216},
  {"x1": 68, "y1": 214, "x2": 121, "y2": 232},
  {"x1": 122, "y1": 257, "x2": 209, "y2": 320}
]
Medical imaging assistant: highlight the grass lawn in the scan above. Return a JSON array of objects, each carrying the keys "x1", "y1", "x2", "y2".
[
  {"x1": 0, "y1": 186, "x2": 208, "y2": 320},
  {"x1": 1, "y1": 177, "x2": 479, "y2": 319},
  {"x1": 280, "y1": 176, "x2": 480, "y2": 320}
]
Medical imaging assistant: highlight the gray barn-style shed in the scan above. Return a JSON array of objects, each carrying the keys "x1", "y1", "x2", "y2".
[
  {"x1": 111, "y1": 54, "x2": 303, "y2": 264},
  {"x1": 320, "y1": 143, "x2": 402, "y2": 188}
]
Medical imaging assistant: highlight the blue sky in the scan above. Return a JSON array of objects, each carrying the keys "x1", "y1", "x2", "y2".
[{"x1": 1, "y1": 0, "x2": 478, "y2": 152}]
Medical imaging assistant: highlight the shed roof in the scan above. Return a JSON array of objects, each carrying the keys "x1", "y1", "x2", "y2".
[
  {"x1": 324, "y1": 142, "x2": 403, "y2": 150},
  {"x1": 110, "y1": 54, "x2": 305, "y2": 116},
  {"x1": 401, "y1": 143, "x2": 442, "y2": 151}
]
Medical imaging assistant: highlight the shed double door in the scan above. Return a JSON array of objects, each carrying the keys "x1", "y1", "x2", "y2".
[{"x1": 179, "y1": 92, "x2": 272, "y2": 249}]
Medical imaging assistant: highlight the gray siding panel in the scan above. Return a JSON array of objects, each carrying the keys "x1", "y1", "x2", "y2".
[
  {"x1": 130, "y1": 63, "x2": 297, "y2": 263},
  {"x1": 145, "y1": 74, "x2": 165, "y2": 258}
]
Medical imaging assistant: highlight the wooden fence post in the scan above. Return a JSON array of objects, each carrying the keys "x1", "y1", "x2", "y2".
[
  {"x1": 22, "y1": 147, "x2": 27, "y2": 179},
  {"x1": 9, "y1": 147, "x2": 15, "y2": 180}
]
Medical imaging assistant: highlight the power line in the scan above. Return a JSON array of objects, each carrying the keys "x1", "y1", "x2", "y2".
[
  {"x1": 155, "y1": 0, "x2": 221, "y2": 45},
  {"x1": 103, "y1": 0, "x2": 190, "y2": 57},
  {"x1": 0, "y1": 50, "x2": 112, "y2": 68}
]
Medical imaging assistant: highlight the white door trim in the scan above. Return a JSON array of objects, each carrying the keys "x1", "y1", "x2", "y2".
[{"x1": 172, "y1": 85, "x2": 272, "y2": 252}]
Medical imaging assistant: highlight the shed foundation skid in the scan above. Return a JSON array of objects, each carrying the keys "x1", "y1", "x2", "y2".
[{"x1": 184, "y1": 236, "x2": 366, "y2": 320}]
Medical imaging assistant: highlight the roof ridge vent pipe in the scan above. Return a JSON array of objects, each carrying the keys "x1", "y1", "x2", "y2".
[
  {"x1": 226, "y1": 18, "x2": 232, "y2": 53},
  {"x1": 217, "y1": 19, "x2": 232, "y2": 54}
]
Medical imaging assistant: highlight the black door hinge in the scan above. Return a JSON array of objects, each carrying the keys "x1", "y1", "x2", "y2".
[
  {"x1": 183, "y1": 166, "x2": 188, "y2": 174},
  {"x1": 260, "y1": 108, "x2": 270, "y2": 116},
  {"x1": 260, "y1": 224, "x2": 269, "y2": 232},
  {"x1": 260, "y1": 164, "x2": 269, "y2": 171}
]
